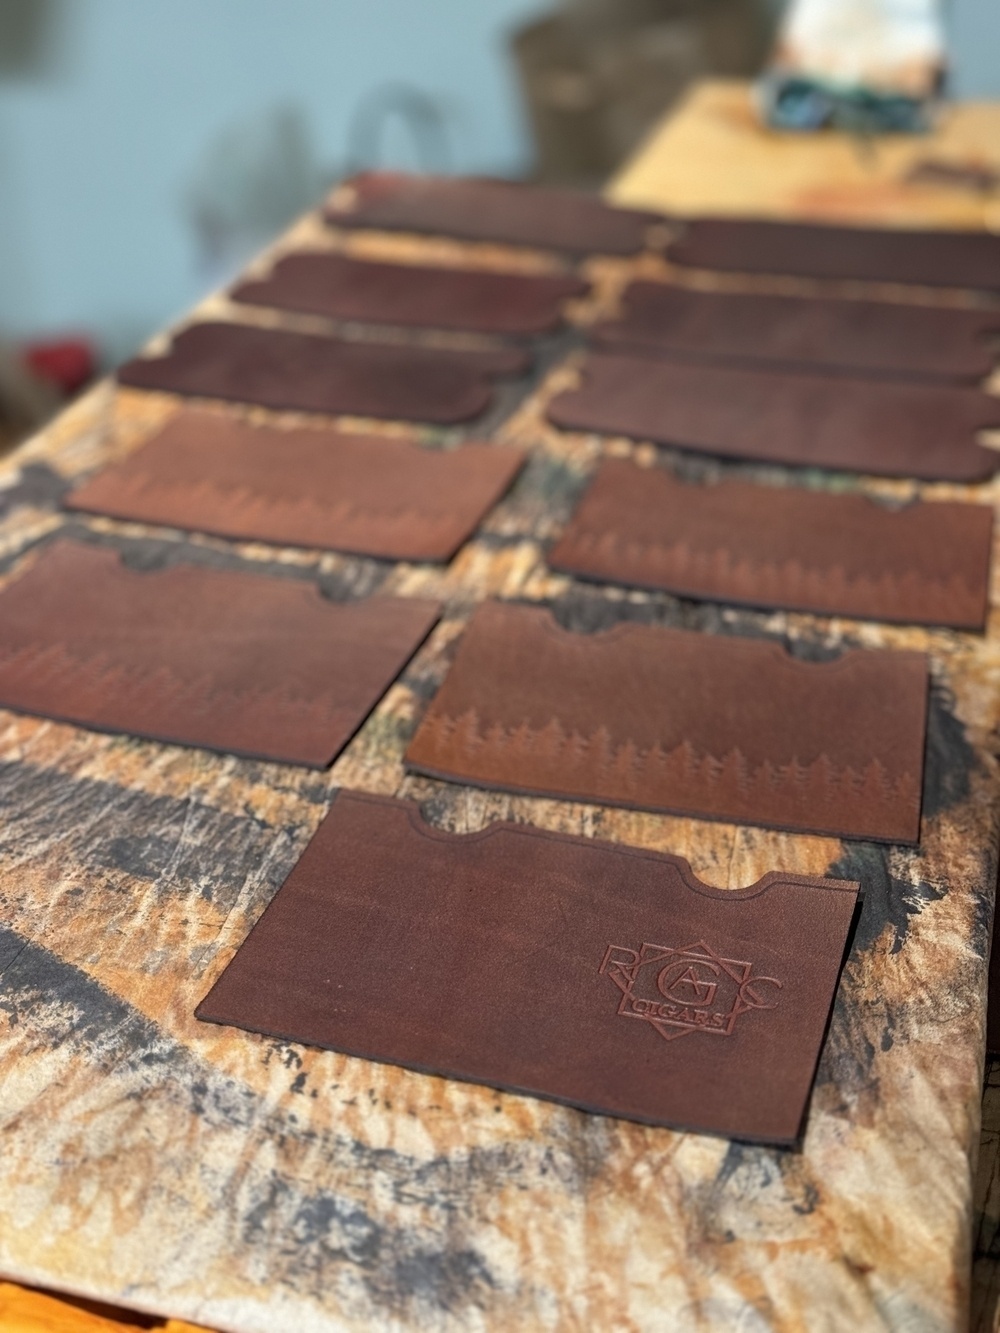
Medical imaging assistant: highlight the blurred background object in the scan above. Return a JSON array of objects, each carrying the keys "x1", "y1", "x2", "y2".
[
  {"x1": 184, "y1": 105, "x2": 325, "y2": 290},
  {"x1": 512, "y1": 0, "x2": 784, "y2": 185},
  {"x1": 0, "y1": 341, "x2": 64, "y2": 452},
  {"x1": 760, "y1": 0, "x2": 946, "y2": 132}
]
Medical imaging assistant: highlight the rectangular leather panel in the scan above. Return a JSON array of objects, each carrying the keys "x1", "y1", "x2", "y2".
[
  {"x1": 548, "y1": 458, "x2": 994, "y2": 629},
  {"x1": 324, "y1": 171, "x2": 663, "y2": 254},
  {"x1": 546, "y1": 351, "x2": 1000, "y2": 481},
  {"x1": 592, "y1": 282, "x2": 1000, "y2": 383},
  {"x1": 405, "y1": 600, "x2": 928, "y2": 843},
  {"x1": 196, "y1": 789, "x2": 860, "y2": 1145},
  {"x1": 118, "y1": 322, "x2": 529, "y2": 425},
  {"x1": 65, "y1": 410, "x2": 526, "y2": 562},
  {"x1": 667, "y1": 217, "x2": 1000, "y2": 293},
  {"x1": 232, "y1": 252, "x2": 589, "y2": 335},
  {"x1": 0, "y1": 542, "x2": 440, "y2": 767}
]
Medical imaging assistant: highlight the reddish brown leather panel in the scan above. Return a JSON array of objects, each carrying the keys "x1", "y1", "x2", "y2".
[
  {"x1": 548, "y1": 459, "x2": 994, "y2": 629},
  {"x1": 196, "y1": 789, "x2": 859, "y2": 1144},
  {"x1": 546, "y1": 351, "x2": 1000, "y2": 481},
  {"x1": 232, "y1": 252, "x2": 589, "y2": 335},
  {"x1": 592, "y1": 282, "x2": 1000, "y2": 382},
  {"x1": 0, "y1": 542, "x2": 440, "y2": 766},
  {"x1": 405, "y1": 601, "x2": 928, "y2": 843},
  {"x1": 668, "y1": 217, "x2": 1000, "y2": 293},
  {"x1": 324, "y1": 171, "x2": 663, "y2": 255},
  {"x1": 65, "y1": 410, "x2": 526, "y2": 562},
  {"x1": 117, "y1": 322, "x2": 529, "y2": 424}
]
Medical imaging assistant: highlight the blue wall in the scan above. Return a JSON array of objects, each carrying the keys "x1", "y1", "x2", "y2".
[
  {"x1": 950, "y1": 0, "x2": 1000, "y2": 99},
  {"x1": 0, "y1": 0, "x2": 544, "y2": 362}
]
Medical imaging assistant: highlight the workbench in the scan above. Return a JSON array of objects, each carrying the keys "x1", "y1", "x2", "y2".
[{"x1": 3, "y1": 80, "x2": 1000, "y2": 1332}]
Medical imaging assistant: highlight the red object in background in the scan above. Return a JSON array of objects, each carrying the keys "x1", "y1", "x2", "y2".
[{"x1": 21, "y1": 338, "x2": 96, "y2": 397}]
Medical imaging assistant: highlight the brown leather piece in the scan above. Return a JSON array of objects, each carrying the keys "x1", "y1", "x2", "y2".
[
  {"x1": 117, "y1": 322, "x2": 529, "y2": 424},
  {"x1": 232, "y1": 251, "x2": 589, "y2": 336},
  {"x1": 546, "y1": 351, "x2": 1000, "y2": 481},
  {"x1": 65, "y1": 410, "x2": 526, "y2": 562},
  {"x1": 592, "y1": 282, "x2": 1000, "y2": 383},
  {"x1": 196, "y1": 789, "x2": 859, "y2": 1144},
  {"x1": 324, "y1": 171, "x2": 663, "y2": 255},
  {"x1": 668, "y1": 217, "x2": 1000, "y2": 293},
  {"x1": 548, "y1": 458, "x2": 994, "y2": 630},
  {"x1": 405, "y1": 601, "x2": 928, "y2": 843},
  {"x1": 0, "y1": 542, "x2": 440, "y2": 766}
]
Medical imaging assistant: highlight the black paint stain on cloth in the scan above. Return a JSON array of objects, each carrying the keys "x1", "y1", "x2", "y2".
[
  {"x1": 0, "y1": 759, "x2": 312, "y2": 912},
  {"x1": 0, "y1": 925, "x2": 609, "y2": 1321},
  {"x1": 242, "y1": 1174, "x2": 497, "y2": 1316},
  {"x1": 826, "y1": 844, "x2": 945, "y2": 959},
  {"x1": 921, "y1": 677, "x2": 976, "y2": 820},
  {"x1": 0, "y1": 518, "x2": 390, "y2": 602},
  {"x1": 0, "y1": 462, "x2": 71, "y2": 516},
  {"x1": 812, "y1": 681, "x2": 983, "y2": 1102},
  {"x1": 535, "y1": 580, "x2": 889, "y2": 657}
]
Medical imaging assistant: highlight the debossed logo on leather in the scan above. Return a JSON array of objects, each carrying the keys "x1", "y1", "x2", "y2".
[{"x1": 599, "y1": 940, "x2": 782, "y2": 1042}]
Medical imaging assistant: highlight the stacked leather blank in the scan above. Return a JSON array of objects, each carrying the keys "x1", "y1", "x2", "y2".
[
  {"x1": 667, "y1": 217, "x2": 1000, "y2": 293},
  {"x1": 592, "y1": 282, "x2": 1000, "y2": 382},
  {"x1": 118, "y1": 321, "x2": 528, "y2": 424},
  {"x1": 547, "y1": 351, "x2": 1000, "y2": 481},
  {"x1": 232, "y1": 251, "x2": 589, "y2": 336},
  {"x1": 325, "y1": 171, "x2": 663, "y2": 254}
]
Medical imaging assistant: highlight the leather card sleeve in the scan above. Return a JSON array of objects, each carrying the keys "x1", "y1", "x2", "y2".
[{"x1": 196, "y1": 789, "x2": 860, "y2": 1146}]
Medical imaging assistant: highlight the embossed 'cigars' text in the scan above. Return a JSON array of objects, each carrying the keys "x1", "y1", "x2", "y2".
[{"x1": 600, "y1": 939, "x2": 782, "y2": 1043}]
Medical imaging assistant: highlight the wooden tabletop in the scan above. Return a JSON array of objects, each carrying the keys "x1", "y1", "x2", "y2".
[
  {"x1": 3, "y1": 80, "x2": 1000, "y2": 1332},
  {"x1": 610, "y1": 78, "x2": 1000, "y2": 228}
]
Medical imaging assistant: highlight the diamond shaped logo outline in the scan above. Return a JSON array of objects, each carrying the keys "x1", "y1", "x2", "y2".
[{"x1": 599, "y1": 938, "x2": 782, "y2": 1043}]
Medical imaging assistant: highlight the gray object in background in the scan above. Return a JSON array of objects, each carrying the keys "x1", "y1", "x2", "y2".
[{"x1": 512, "y1": 0, "x2": 783, "y2": 184}]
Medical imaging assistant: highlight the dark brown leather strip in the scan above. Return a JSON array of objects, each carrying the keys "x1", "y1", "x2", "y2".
[
  {"x1": 546, "y1": 351, "x2": 1000, "y2": 481},
  {"x1": 405, "y1": 600, "x2": 928, "y2": 843},
  {"x1": 196, "y1": 789, "x2": 859, "y2": 1144},
  {"x1": 592, "y1": 282, "x2": 1000, "y2": 382},
  {"x1": 324, "y1": 171, "x2": 663, "y2": 254},
  {"x1": 667, "y1": 217, "x2": 1000, "y2": 293},
  {"x1": 232, "y1": 252, "x2": 589, "y2": 335},
  {"x1": 65, "y1": 410, "x2": 526, "y2": 562},
  {"x1": 0, "y1": 542, "x2": 440, "y2": 766},
  {"x1": 548, "y1": 458, "x2": 994, "y2": 629},
  {"x1": 118, "y1": 322, "x2": 529, "y2": 425}
]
